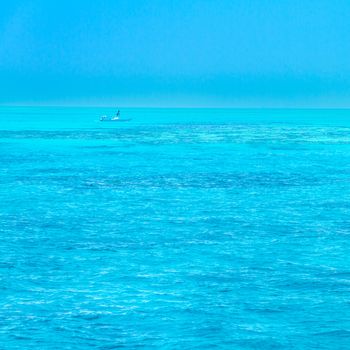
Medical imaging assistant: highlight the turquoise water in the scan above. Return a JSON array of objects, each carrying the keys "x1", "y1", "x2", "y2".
[{"x1": 1, "y1": 107, "x2": 350, "y2": 349}]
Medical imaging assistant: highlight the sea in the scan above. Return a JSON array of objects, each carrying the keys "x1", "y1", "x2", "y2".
[{"x1": 1, "y1": 107, "x2": 350, "y2": 349}]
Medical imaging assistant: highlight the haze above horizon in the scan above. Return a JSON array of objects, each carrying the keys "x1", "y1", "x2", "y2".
[{"x1": 1, "y1": 0, "x2": 350, "y2": 107}]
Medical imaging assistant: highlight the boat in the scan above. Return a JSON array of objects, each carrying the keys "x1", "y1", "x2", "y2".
[{"x1": 100, "y1": 115, "x2": 131, "y2": 122}]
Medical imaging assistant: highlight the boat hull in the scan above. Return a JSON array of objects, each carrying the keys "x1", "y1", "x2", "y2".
[
  {"x1": 101, "y1": 119, "x2": 131, "y2": 123},
  {"x1": 100, "y1": 118, "x2": 132, "y2": 122}
]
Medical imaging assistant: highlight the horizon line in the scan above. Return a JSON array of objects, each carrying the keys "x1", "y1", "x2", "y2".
[{"x1": 2, "y1": 103, "x2": 350, "y2": 110}]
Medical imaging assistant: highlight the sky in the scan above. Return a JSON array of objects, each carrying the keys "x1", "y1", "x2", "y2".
[{"x1": 1, "y1": 0, "x2": 350, "y2": 107}]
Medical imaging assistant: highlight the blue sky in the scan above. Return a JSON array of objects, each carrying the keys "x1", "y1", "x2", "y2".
[{"x1": 1, "y1": 0, "x2": 350, "y2": 106}]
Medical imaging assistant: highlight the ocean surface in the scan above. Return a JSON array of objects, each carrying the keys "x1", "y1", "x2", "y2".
[{"x1": 1, "y1": 107, "x2": 350, "y2": 349}]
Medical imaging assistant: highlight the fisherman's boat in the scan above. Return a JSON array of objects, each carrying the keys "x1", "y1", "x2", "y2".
[{"x1": 100, "y1": 115, "x2": 131, "y2": 122}]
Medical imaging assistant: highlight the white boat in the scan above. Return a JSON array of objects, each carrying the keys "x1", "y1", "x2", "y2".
[{"x1": 100, "y1": 115, "x2": 131, "y2": 122}]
